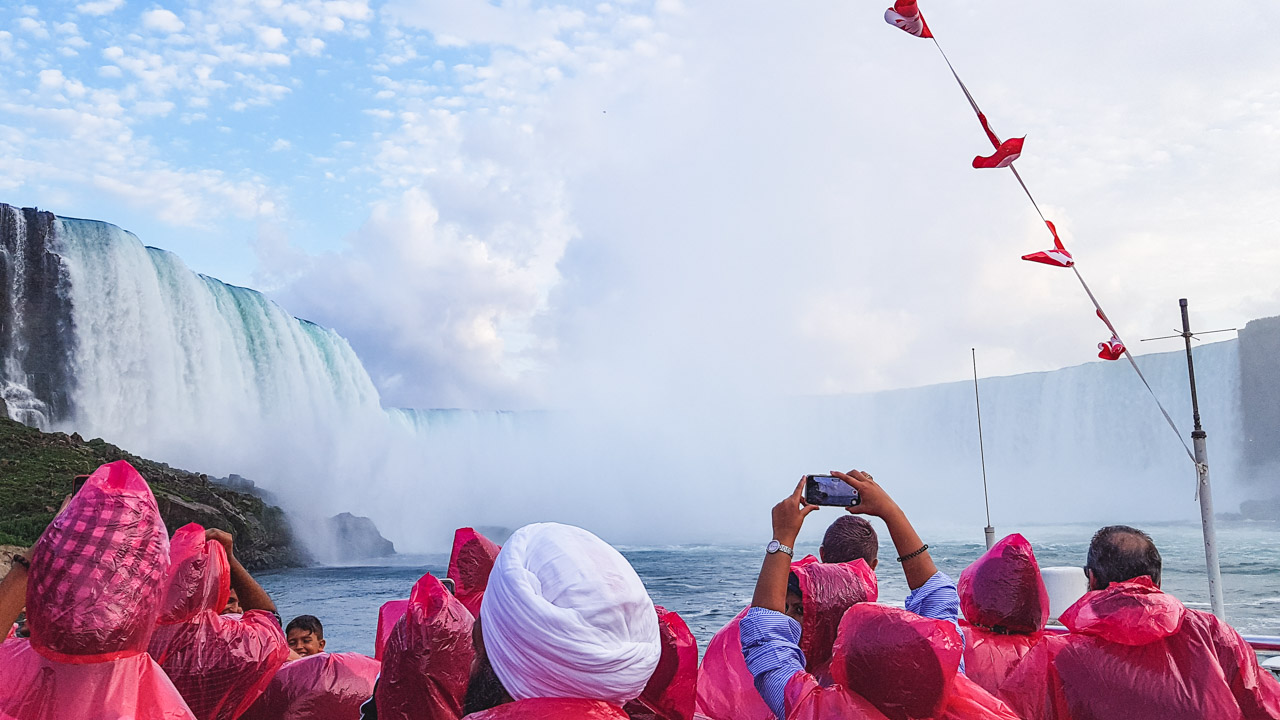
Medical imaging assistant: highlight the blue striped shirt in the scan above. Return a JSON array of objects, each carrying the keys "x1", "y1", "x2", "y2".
[{"x1": 740, "y1": 571, "x2": 964, "y2": 720}]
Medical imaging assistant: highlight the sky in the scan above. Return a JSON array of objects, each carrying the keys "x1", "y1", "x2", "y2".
[{"x1": 3, "y1": 0, "x2": 1280, "y2": 413}]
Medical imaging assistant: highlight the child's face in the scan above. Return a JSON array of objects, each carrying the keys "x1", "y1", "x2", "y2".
[{"x1": 287, "y1": 628, "x2": 326, "y2": 657}]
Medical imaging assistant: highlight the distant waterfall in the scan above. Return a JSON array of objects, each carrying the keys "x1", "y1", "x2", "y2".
[{"x1": 0, "y1": 203, "x2": 1268, "y2": 552}]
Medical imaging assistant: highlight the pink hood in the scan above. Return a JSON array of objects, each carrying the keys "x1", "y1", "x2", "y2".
[
  {"x1": 157, "y1": 524, "x2": 231, "y2": 625},
  {"x1": 1059, "y1": 577, "x2": 1185, "y2": 646},
  {"x1": 957, "y1": 533, "x2": 1048, "y2": 634}
]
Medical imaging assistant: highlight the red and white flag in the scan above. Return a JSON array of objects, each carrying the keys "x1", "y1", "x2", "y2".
[
  {"x1": 1021, "y1": 220, "x2": 1073, "y2": 267},
  {"x1": 1098, "y1": 335, "x2": 1125, "y2": 361},
  {"x1": 972, "y1": 113, "x2": 1024, "y2": 169},
  {"x1": 884, "y1": 0, "x2": 932, "y2": 38}
]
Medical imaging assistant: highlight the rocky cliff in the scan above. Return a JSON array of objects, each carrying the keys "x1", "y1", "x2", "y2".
[
  {"x1": 0, "y1": 415, "x2": 309, "y2": 571},
  {"x1": 0, "y1": 205, "x2": 75, "y2": 427}
]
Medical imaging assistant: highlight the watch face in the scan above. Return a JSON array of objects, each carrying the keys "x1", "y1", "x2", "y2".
[{"x1": 766, "y1": 540, "x2": 781, "y2": 553}]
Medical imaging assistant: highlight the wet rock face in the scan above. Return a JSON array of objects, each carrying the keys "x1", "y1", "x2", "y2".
[
  {"x1": 0, "y1": 205, "x2": 75, "y2": 427},
  {"x1": 324, "y1": 512, "x2": 396, "y2": 562},
  {"x1": 1240, "y1": 315, "x2": 1280, "y2": 478}
]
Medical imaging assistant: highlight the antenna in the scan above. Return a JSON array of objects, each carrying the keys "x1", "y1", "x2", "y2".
[{"x1": 972, "y1": 348, "x2": 995, "y2": 550}]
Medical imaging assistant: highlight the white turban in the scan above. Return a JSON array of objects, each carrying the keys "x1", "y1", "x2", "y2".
[{"x1": 480, "y1": 522, "x2": 661, "y2": 706}]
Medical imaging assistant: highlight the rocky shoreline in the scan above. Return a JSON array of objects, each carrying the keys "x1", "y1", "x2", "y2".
[{"x1": 0, "y1": 415, "x2": 309, "y2": 571}]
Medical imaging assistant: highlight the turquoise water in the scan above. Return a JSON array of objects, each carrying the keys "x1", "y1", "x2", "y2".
[{"x1": 258, "y1": 521, "x2": 1280, "y2": 658}]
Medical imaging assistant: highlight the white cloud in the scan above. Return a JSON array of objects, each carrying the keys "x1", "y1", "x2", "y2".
[
  {"x1": 76, "y1": 0, "x2": 124, "y2": 16},
  {"x1": 270, "y1": 138, "x2": 291, "y2": 151},
  {"x1": 37, "y1": 69, "x2": 66, "y2": 89},
  {"x1": 257, "y1": 26, "x2": 288, "y2": 49},
  {"x1": 384, "y1": 0, "x2": 586, "y2": 49},
  {"x1": 266, "y1": 186, "x2": 573, "y2": 408},
  {"x1": 141, "y1": 8, "x2": 185, "y2": 34},
  {"x1": 15, "y1": 17, "x2": 49, "y2": 39},
  {"x1": 134, "y1": 100, "x2": 175, "y2": 116},
  {"x1": 297, "y1": 37, "x2": 325, "y2": 55}
]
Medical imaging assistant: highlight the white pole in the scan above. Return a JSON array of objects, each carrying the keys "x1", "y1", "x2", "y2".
[{"x1": 1181, "y1": 299, "x2": 1226, "y2": 619}]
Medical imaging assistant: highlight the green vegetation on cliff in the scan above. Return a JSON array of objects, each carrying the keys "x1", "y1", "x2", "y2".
[{"x1": 0, "y1": 415, "x2": 309, "y2": 570}]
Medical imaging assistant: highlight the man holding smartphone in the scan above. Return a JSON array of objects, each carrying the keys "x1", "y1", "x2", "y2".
[{"x1": 740, "y1": 469, "x2": 962, "y2": 720}]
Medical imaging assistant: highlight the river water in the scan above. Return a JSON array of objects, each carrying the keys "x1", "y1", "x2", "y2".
[{"x1": 258, "y1": 521, "x2": 1280, "y2": 658}]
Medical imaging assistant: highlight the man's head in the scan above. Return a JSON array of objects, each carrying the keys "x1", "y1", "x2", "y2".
[
  {"x1": 222, "y1": 587, "x2": 242, "y2": 615},
  {"x1": 820, "y1": 515, "x2": 879, "y2": 569},
  {"x1": 286, "y1": 615, "x2": 326, "y2": 657},
  {"x1": 1085, "y1": 525, "x2": 1162, "y2": 591},
  {"x1": 478, "y1": 523, "x2": 661, "y2": 707}
]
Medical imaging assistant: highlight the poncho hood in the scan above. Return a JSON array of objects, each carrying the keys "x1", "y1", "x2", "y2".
[{"x1": 1060, "y1": 577, "x2": 1184, "y2": 646}]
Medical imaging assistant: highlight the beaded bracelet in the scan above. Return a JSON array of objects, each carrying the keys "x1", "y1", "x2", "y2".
[{"x1": 897, "y1": 544, "x2": 929, "y2": 563}]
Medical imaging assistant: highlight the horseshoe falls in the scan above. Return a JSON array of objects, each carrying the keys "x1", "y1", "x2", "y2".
[{"x1": 2, "y1": 203, "x2": 1277, "y2": 554}]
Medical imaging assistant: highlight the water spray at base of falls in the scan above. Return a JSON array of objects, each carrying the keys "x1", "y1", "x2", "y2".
[{"x1": 0, "y1": 204, "x2": 1263, "y2": 555}]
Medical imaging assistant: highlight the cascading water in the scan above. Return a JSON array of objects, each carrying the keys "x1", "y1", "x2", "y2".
[{"x1": 0, "y1": 203, "x2": 1268, "y2": 554}]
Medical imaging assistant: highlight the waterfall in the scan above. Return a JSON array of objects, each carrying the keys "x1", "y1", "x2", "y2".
[
  {"x1": 0, "y1": 203, "x2": 1267, "y2": 552},
  {"x1": 55, "y1": 216, "x2": 386, "y2": 463}
]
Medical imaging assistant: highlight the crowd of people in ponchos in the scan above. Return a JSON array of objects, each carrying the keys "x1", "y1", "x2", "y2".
[{"x1": 1, "y1": 460, "x2": 1279, "y2": 720}]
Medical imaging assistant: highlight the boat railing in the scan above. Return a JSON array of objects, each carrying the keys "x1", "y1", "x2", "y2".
[
  {"x1": 1244, "y1": 636, "x2": 1280, "y2": 653},
  {"x1": 1047, "y1": 625, "x2": 1280, "y2": 676}
]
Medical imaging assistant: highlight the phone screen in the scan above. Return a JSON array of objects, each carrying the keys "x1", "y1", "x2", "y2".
[
  {"x1": 71, "y1": 475, "x2": 91, "y2": 496},
  {"x1": 804, "y1": 474, "x2": 860, "y2": 507}
]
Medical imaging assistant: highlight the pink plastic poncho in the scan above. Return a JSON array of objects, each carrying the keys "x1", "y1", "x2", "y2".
[
  {"x1": 625, "y1": 607, "x2": 699, "y2": 720},
  {"x1": 694, "y1": 557, "x2": 878, "y2": 720},
  {"x1": 447, "y1": 527, "x2": 501, "y2": 619},
  {"x1": 999, "y1": 577, "x2": 1280, "y2": 720},
  {"x1": 783, "y1": 604, "x2": 1020, "y2": 720},
  {"x1": 0, "y1": 460, "x2": 196, "y2": 720},
  {"x1": 375, "y1": 572, "x2": 476, "y2": 720},
  {"x1": 240, "y1": 652, "x2": 380, "y2": 720},
  {"x1": 375, "y1": 599, "x2": 410, "y2": 661},
  {"x1": 148, "y1": 523, "x2": 289, "y2": 720},
  {"x1": 0, "y1": 640, "x2": 195, "y2": 720},
  {"x1": 464, "y1": 698, "x2": 630, "y2": 720},
  {"x1": 956, "y1": 533, "x2": 1047, "y2": 696}
]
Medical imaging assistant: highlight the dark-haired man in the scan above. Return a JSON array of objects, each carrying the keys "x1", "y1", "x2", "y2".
[
  {"x1": 819, "y1": 515, "x2": 879, "y2": 568},
  {"x1": 1083, "y1": 524, "x2": 1162, "y2": 589},
  {"x1": 1001, "y1": 525, "x2": 1280, "y2": 719}
]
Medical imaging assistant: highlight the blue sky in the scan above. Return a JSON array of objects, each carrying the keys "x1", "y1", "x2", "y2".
[{"x1": 4, "y1": 0, "x2": 1280, "y2": 411}]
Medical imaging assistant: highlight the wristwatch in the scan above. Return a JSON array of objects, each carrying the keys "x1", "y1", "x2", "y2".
[{"x1": 766, "y1": 539, "x2": 794, "y2": 557}]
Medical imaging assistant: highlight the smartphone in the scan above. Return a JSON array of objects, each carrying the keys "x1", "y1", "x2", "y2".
[
  {"x1": 440, "y1": 577, "x2": 456, "y2": 595},
  {"x1": 804, "y1": 474, "x2": 860, "y2": 507},
  {"x1": 71, "y1": 474, "x2": 91, "y2": 496}
]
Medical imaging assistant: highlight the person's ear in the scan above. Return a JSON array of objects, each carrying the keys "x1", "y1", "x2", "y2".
[
  {"x1": 319, "y1": 638, "x2": 326, "y2": 650},
  {"x1": 870, "y1": 558, "x2": 878, "y2": 571},
  {"x1": 819, "y1": 546, "x2": 826, "y2": 563},
  {"x1": 1086, "y1": 568, "x2": 1100, "y2": 592}
]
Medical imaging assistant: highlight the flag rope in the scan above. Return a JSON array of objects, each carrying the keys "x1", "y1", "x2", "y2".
[{"x1": 918, "y1": 23, "x2": 1197, "y2": 465}]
